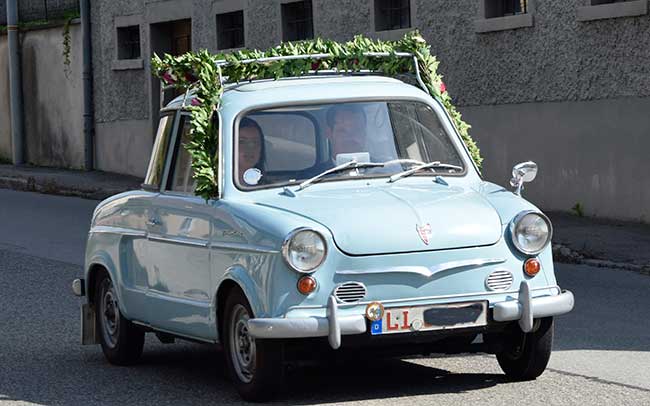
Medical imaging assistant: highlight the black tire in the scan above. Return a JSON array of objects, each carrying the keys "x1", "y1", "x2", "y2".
[
  {"x1": 496, "y1": 317, "x2": 554, "y2": 380},
  {"x1": 95, "y1": 273, "x2": 145, "y2": 366},
  {"x1": 222, "y1": 289, "x2": 285, "y2": 402}
]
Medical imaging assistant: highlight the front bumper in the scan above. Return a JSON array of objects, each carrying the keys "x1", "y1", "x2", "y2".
[{"x1": 247, "y1": 281, "x2": 574, "y2": 349}]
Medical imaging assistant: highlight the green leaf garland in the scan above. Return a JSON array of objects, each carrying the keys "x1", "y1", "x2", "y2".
[{"x1": 152, "y1": 31, "x2": 482, "y2": 200}]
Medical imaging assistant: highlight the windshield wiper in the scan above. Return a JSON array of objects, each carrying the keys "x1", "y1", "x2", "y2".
[
  {"x1": 388, "y1": 161, "x2": 463, "y2": 183},
  {"x1": 296, "y1": 160, "x2": 384, "y2": 191}
]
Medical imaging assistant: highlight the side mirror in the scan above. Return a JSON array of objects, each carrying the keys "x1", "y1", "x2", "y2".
[{"x1": 510, "y1": 161, "x2": 538, "y2": 196}]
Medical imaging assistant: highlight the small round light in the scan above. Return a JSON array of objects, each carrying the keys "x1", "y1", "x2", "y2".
[
  {"x1": 297, "y1": 275, "x2": 317, "y2": 295},
  {"x1": 510, "y1": 211, "x2": 553, "y2": 255},
  {"x1": 282, "y1": 228, "x2": 327, "y2": 273},
  {"x1": 524, "y1": 258, "x2": 541, "y2": 277},
  {"x1": 365, "y1": 302, "x2": 384, "y2": 321}
]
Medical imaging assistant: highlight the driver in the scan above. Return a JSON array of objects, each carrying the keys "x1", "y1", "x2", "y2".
[{"x1": 325, "y1": 104, "x2": 367, "y2": 160}]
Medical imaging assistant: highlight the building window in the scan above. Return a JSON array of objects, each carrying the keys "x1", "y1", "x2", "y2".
[
  {"x1": 591, "y1": 0, "x2": 634, "y2": 4},
  {"x1": 485, "y1": 0, "x2": 528, "y2": 18},
  {"x1": 282, "y1": 0, "x2": 314, "y2": 41},
  {"x1": 117, "y1": 25, "x2": 141, "y2": 60},
  {"x1": 577, "y1": 0, "x2": 647, "y2": 21},
  {"x1": 374, "y1": 0, "x2": 411, "y2": 31},
  {"x1": 217, "y1": 10, "x2": 245, "y2": 50}
]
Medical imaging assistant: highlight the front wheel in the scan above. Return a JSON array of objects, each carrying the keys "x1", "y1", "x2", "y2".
[
  {"x1": 496, "y1": 317, "x2": 554, "y2": 380},
  {"x1": 95, "y1": 273, "x2": 144, "y2": 365},
  {"x1": 222, "y1": 289, "x2": 285, "y2": 402}
]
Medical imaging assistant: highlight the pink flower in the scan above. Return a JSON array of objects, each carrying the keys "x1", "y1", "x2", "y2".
[
  {"x1": 190, "y1": 98, "x2": 201, "y2": 106},
  {"x1": 184, "y1": 72, "x2": 198, "y2": 83},
  {"x1": 440, "y1": 81, "x2": 446, "y2": 94},
  {"x1": 162, "y1": 70, "x2": 177, "y2": 85}
]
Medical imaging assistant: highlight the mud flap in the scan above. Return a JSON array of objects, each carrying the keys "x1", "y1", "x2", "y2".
[{"x1": 81, "y1": 303, "x2": 99, "y2": 345}]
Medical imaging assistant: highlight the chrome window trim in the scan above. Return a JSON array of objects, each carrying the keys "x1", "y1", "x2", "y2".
[
  {"x1": 509, "y1": 210, "x2": 553, "y2": 255},
  {"x1": 335, "y1": 258, "x2": 506, "y2": 278},
  {"x1": 285, "y1": 284, "x2": 562, "y2": 311}
]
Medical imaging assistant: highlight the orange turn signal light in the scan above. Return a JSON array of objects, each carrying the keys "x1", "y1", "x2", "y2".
[
  {"x1": 524, "y1": 258, "x2": 541, "y2": 277},
  {"x1": 297, "y1": 275, "x2": 317, "y2": 295}
]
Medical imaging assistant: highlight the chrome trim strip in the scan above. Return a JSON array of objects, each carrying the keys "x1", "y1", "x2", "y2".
[
  {"x1": 148, "y1": 234, "x2": 209, "y2": 248},
  {"x1": 285, "y1": 284, "x2": 562, "y2": 311},
  {"x1": 146, "y1": 290, "x2": 212, "y2": 307},
  {"x1": 335, "y1": 258, "x2": 506, "y2": 278},
  {"x1": 210, "y1": 242, "x2": 279, "y2": 254},
  {"x1": 89, "y1": 226, "x2": 147, "y2": 237}
]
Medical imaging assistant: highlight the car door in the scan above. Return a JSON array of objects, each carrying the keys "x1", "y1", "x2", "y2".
[{"x1": 145, "y1": 114, "x2": 214, "y2": 340}]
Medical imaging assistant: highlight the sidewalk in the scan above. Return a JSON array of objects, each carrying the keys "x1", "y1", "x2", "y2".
[
  {"x1": 0, "y1": 164, "x2": 142, "y2": 200},
  {"x1": 548, "y1": 211, "x2": 650, "y2": 274},
  {"x1": 0, "y1": 164, "x2": 648, "y2": 273}
]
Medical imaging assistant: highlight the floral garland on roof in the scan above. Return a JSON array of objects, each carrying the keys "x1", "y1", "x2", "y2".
[{"x1": 152, "y1": 31, "x2": 482, "y2": 200}]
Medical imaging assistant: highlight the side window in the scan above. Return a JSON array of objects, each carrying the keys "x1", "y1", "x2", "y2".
[
  {"x1": 167, "y1": 116, "x2": 197, "y2": 194},
  {"x1": 144, "y1": 114, "x2": 175, "y2": 188}
]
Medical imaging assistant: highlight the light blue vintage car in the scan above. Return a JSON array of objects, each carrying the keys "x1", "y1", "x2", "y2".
[{"x1": 73, "y1": 67, "x2": 574, "y2": 401}]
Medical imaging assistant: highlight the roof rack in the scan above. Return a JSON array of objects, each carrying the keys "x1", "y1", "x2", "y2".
[{"x1": 160, "y1": 52, "x2": 429, "y2": 110}]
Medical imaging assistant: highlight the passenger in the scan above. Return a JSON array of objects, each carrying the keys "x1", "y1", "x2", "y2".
[{"x1": 238, "y1": 118, "x2": 264, "y2": 184}]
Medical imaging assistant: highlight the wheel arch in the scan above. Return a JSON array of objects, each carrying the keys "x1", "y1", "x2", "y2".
[
  {"x1": 85, "y1": 252, "x2": 119, "y2": 306},
  {"x1": 214, "y1": 266, "x2": 265, "y2": 343}
]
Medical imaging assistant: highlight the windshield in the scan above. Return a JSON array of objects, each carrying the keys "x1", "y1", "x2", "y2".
[{"x1": 234, "y1": 101, "x2": 466, "y2": 189}]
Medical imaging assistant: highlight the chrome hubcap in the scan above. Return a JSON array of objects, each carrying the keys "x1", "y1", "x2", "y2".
[
  {"x1": 100, "y1": 280, "x2": 120, "y2": 348},
  {"x1": 229, "y1": 304, "x2": 256, "y2": 383}
]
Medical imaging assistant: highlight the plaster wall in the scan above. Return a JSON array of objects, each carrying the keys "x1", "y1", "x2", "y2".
[
  {"x1": 0, "y1": 36, "x2": 11, "y2": 161},
  {"x1": 0, "y1": 23, "x2": 83, "y2": 167},
  {"x1": 20, "y1": 23, "x2": 84, "y2": 168},
  {"x1": 462, "y1": 96, "x2": 650, "y2": 222},
  {"x1": 95, "y1": 119, "x2": 151, "y2": 177}
]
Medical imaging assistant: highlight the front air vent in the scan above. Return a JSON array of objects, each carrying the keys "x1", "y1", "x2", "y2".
[
  {"x1": 334, "y1": 282, "x2": 367, "y2": 304},
  {"x1": 485, "y1": 270, "x2": 514, "y2": 291}
]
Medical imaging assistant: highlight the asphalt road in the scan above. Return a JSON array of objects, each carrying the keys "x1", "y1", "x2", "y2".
[{"x1": 1, "y1": 189, "x2": 649, "y2": 405}]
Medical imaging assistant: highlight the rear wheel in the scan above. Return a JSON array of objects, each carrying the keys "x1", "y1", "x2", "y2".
[
  {"x1": 95, "y1": 273, "x2": 145, "y2": 365},
  {"x1": 222, "y1": 289, "x2": 285, "y2": 402},
  {"x1": 496, "y1": 317, "x2": 554, "y2": 380}
]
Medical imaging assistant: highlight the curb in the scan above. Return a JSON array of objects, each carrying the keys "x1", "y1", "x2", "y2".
[
  {"x1": 553, "y1": 243, "x2": 650, "y2": 276},
  {"x1": 0, "y1": 175, "x2": 125, "y2": 200}
]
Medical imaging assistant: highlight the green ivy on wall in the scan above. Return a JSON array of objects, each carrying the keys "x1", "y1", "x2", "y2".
[{"x1": 152, "y1": 31, "x2": 482, "y2": 200}]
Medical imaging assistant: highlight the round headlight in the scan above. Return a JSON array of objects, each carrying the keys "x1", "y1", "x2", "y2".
[
  {"x1": 282, "y1": 228, "x2": 327, "y2": 273},
  {"x1": 510, "y1": 211, "x2": 552, "y2": 255}
]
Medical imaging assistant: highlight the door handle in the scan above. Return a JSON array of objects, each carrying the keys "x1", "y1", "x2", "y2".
[{"x1": 146, "y1": 217, "x2": 160, "y2": 226}]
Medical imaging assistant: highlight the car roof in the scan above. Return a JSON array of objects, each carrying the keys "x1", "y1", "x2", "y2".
[{"x1": 164, "y1": 75, "x2": 427, "y2": 111}]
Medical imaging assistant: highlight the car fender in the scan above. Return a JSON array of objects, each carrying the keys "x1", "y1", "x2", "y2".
[
  {"x1": 84, "y1": 250, "x2": 125, "y2": 310},
  {"x1": 215, "y1": 264, "x2": 267, "y2": 325}
]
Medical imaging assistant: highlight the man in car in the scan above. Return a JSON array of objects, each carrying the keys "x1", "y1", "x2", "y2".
[{"x1": 325, "y1": 104, "x2": 368, "y2": 161}]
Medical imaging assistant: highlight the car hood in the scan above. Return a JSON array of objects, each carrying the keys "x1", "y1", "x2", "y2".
[{"x1": 259, "y1": 182, "x2": 502, "y2": 255}]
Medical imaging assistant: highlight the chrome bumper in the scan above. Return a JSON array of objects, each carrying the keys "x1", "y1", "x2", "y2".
[
  {"x1": 248, "y1": 281, "x2": 575, "y2": 349},
  {"x1": 493, "y1": 280, "x2": 574, "y2": 332},
  {"x1": 247, "y1": 296, "x2": 366, "y2": 349}
]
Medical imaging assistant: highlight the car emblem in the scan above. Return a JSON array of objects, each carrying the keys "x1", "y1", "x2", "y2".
[{"x1": 416, "y1": 223, "x2": 432, "y2": 245}]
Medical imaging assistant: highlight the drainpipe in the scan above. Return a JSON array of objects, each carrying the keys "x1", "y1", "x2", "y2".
[
  {"x1": 80, "y1": 0, "x2": 94, "y2": 170},
  {"x1": 6, "y1": 0, "x2": 24, "y2": 165}
]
